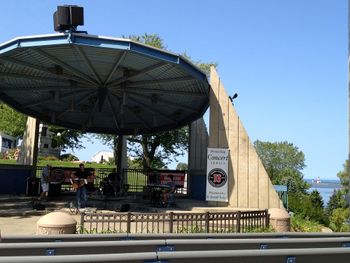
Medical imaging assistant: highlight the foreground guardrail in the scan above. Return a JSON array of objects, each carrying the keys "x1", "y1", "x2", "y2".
[
  {"x1": 1, "y1": 248, "x2": 350, "y2": 263},
  {"x1": 3, "y1": 232, "x2": 350, "y2": 243},
  {"x1": 1, "y1": 237, "x2": 350, "y2": 256}
]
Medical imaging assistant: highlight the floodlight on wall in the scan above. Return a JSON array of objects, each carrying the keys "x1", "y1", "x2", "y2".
[
  {"x1": 229, "y1": 93, "x2": 238, "y2": 105},
  {"x1": 53, "y1": 5, "x2": 84, "y2": 32}
]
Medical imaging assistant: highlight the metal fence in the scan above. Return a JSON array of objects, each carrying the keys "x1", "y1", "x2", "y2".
[
  {"x1": 80, "y1": 210, "x2": 269, "y2": 234},
  {"x1": 35, "y1": 167, "x2": 188, "y2": 195},
  {"x1": 123, "y1": 169, "x2": 188, "y2": 195}
]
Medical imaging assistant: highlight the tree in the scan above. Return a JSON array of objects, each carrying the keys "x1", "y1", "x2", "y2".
[
  {"x1": 176, "y1": 162, "x2": 188, "y2": 170},
  {"x1": 128, "y1": 127, "x2": 188, "y2": 169},
  {"x1": 47, "y1": 126, "x2": 85, "y2": 155},
  {"x1": 326, "y1": 189, "x2": 347, "y2": 219},
  {"x1": 96, "y1": 33, "x2": 214, "y2": 170},
  {"x1": 329, "y1": 208, "x2": 350, "y2": 232},
  {"x1": 254, "y1": 140, "x2": 309, "y2": 194},
  {"x1": 336, "y1": 160, "x2": 349, "y2": 193},
  {"x1": 0, "y1": 103, "x2": 27, "y2": 138}
]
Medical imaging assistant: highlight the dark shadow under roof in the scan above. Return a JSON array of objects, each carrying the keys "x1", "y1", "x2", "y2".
[{"x1": 0, "y1": 33, "x2": 209, "y2": 134}]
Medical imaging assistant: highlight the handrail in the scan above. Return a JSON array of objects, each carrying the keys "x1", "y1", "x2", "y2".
[
  {"x1": 1, "y1": 248, "x2": 350, "y2": 263},
  {"x1": 3, "y1": 232, "x2": 350, "y2": 243},
  {"x1": 1, "y1": 237, "x2": 350, "y2": 256}
]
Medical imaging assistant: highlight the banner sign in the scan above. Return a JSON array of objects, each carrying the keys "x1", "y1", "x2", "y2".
[
  {"x1": 148, "y1": 170, "x2": 186, "y2": 187},
  {"x1": 206, "y1": 148, "x2": 229, "y2": 202}
]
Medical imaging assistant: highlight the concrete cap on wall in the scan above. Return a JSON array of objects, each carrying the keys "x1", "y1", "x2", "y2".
[{"x1": 37, "y1": 211, "x2": 77, "y2": 234}]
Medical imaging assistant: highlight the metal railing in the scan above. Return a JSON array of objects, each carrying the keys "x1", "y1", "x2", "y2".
[
  {"x1": 80, "y1": 210, "x2": 269, "y2": 234},
  {"x1": 3, "y1": 232, "x2": 350, "y2": 243}
]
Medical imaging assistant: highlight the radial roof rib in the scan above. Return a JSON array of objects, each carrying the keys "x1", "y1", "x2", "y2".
[
  {"x1": 104, "y1": 52, "x2": 126, "y2": 85},
  {"x1": 0, "y1": 72, "x2": 70, "y2": 84},
  {"x1": 128, "y1": 91, "x2": 197, "y2": 113},
  {"x1": 0, "y1": 57, "x2": 94, "y2": 86},
  {"x1": 130, "y1": 96, "x2": 177, "y2": 124},
  {"x1": 107, "y1": 62, "x2": 165, "y2": 87},
  {"x1": 57, "y1": 90, "x2": 97, "y2": 119},
  {"x1": 33, "y1": 49, "x2": 98, "y2": 86},
  {"x1": 124, "y1": 86, "x2": 207, "y2": 97},
  {"x1": 124, "y1": 106, "x2": 151, "y2": 130},
  {"x1": 0, "y1": 85, "x2": 89, "y2": 91},
  {"x1": 106, "y1": 93, "x2": 121, "y2": 130},
  {"x1": 74, "y1": 46, "x2": 103, "y2": 85},
  {"x1": 128, "y1": 76, "x2": 194, "y2": 87}
]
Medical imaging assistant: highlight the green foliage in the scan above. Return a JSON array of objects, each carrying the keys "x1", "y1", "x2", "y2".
[
  {"x1": 290, "y1": 214, "x2": 323, "y2": 232},
  {"x1": 48, "y1": 126, "x2": 85, "y2": 152},
  {"x1": 326, "y1": 189, "x2": 347, "y2": 218},
  {"x1": 254, "y1": 140, "x2": 309, "y2": 194},
  {"x1": 176, "y1": 162, "x2": 188, "y2": 170},
  {"x1": 38, "y1": 155, "x2": 59, "y2": 161},
  {"x1": 128, "y1": 127, "x2": 188, "y2": 169},
  {"x1": 242, "y1": 226, "x2": 275, "y2": 233},
  {"x1": 288, "y1": 192, "x2": 326, "y2": 224},
  {"x1": 329, "y1": 208, "x2": 350, "y2": 232},
  {"x1": 337, "y1": 160, "x2": 350, "y2": 193},
  {"x1": 0, "y1": 103, "x2": 27, "y2": 138},
  {"x1": 60, "y1": 153, "x2": 79, "y2": 162}
]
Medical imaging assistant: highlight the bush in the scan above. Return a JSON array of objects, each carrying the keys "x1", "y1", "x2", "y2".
[
  {"x1": 290, "y1": 214, "x2": 323, "y2": 232},
  {"x1": 329, "y1": 208, "x2": 350, "y2": 232},
  {"x1": 60, "y1": 153, "x2": 79, "y2": 162}
]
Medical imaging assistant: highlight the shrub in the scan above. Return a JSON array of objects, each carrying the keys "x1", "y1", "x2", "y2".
[
  {"x1": 60, "y1": 153, "x2": 79, "y2": 162},
  {"x1": 290, "y1": 214, "x2": 323, "y2": 232},
  {"x1": 329, "y1": 208, "x2": 350, "y2": 232}
]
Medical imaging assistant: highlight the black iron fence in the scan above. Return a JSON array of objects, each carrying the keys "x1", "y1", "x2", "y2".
[
  {"x1": 80, "y1": 210, "x2": 269, "y2": 234},
  {"x1": 35, "y1": 167, "x2": 188, "y2": 195}
]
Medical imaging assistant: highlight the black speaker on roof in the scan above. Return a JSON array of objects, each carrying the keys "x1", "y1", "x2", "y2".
[{"x1": 53, "y1": 5, "x2": 84, "y2": 32}]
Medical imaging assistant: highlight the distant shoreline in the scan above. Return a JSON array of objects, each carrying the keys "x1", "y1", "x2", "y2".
[{"x1": 305, "y1": 179, "x2": 341, "y2": 189}]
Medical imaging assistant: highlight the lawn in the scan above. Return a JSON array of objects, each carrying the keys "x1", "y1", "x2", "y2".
[{"x1": 0, "y1": 159, "x2": 116, "y2": 169}]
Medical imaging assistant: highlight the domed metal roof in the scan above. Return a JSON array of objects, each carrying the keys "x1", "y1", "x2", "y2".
[{"x1": 0, "y1": 33, "x2": 209, "y2": 134}]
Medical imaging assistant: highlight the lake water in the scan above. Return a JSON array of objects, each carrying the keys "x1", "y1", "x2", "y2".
[{"x1": 306, "y1": 179, "x2": 341, "y2": 206}]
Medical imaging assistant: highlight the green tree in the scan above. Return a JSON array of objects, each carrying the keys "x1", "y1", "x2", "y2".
[
  {"x1": 48, "y1": 126, "x2": 85, "y2": 155},
  {"x1": 176, "y1": 162, "x2": 188, "y2": 170},
  {"x1": 336, "y1": 160, "x2": 349, "y2": 193},
  {"x1": 326, "y1": 189, "x2": 347, "y2": 218},
  {"x1": 128, "y1": 127, "x2": 188, "y2": 169},
  {"x1": 254, "y1": 140, "x2": 309, "y2": 194},
  {"x1": 329, "y1": 208, "x2": 350, "y2": 232},
  {"x1": 0, "y1": 103, "x2": 27, "y2": 137},
  {"x1": 97, "y1": 33, "x2": 214, "y2": 170}
]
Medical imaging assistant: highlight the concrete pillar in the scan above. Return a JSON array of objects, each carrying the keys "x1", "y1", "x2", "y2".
[
  {"x1": 17, "y1": 117, "x2": 39, "y2": 169},
  {"x1": 188, "y1": 118, "x2": 208, "y2": 200}
]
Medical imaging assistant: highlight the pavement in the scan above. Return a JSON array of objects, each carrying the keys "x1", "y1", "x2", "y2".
[{"x1": 0, "y1": 193, "x2": 221, "y2": 236}]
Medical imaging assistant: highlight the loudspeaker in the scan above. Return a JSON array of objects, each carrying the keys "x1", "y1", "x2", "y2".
[
  {"x1": 53, "y1": 5, "x2": 84, "y2": 32},
  {"x1": 70, "y1": 6, "x2": 84, "y2": 26}
]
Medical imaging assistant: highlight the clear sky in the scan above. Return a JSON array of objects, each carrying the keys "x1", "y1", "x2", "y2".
[{"x1": 0, "y1": 0, "x2": 347, "y2": 179}]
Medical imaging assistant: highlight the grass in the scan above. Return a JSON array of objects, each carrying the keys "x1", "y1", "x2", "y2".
[{"x1": 0, "y1": 159, "x2": 116, "y2": 169}]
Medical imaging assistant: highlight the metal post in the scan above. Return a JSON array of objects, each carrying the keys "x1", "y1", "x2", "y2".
[{"x1": 348, "y1": 0, "x2": 350, "y2": 227}]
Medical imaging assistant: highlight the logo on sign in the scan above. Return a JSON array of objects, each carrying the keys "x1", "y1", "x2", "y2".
[{"x1": 207, "y1": 168, "x2": 227, "y2": 187}]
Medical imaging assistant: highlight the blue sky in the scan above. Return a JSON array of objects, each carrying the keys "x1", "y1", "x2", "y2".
[{"x1": 0, "y1": 1, "x2": 347, "y2": 179}]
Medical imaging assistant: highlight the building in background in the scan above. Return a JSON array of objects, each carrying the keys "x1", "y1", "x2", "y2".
[
  {"x1": 38, "y1": 124, "x2": 60, "y2": 158},
  {"x1": 0, "y1": 132, "x2": 18, "y2": 154},
  {"x1": 92, "y1": 151, "x2": 114, "y2": 163}
]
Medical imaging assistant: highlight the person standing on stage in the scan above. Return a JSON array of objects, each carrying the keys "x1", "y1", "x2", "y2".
[{"x1": 74, "y1": 163, "x2": 89, "y2": 209}]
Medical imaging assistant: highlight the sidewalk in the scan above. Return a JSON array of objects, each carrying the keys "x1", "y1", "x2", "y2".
[{"x1": 0, "y1": 195, "x2": 217, "y2": 235}]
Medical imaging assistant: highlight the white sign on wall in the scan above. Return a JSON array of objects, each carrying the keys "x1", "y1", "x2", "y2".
[{"x1": 206, "y1": 148, "x2": 229, "y2": 202}]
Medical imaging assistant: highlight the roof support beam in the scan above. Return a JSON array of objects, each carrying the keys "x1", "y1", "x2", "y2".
[
  {"x1": 0, "y1": 57, "x2": 94, "y2": 86},
  {"x1": 107, "y1": 62, "x2": 164, "y2": 87},
  {"x1": 74, "y1": 46, "x2": 103, "y2": 85},
  {"x1": 104, "y1": 52, "x2": 126, "y2": 85},
  {"x1": 128, "y1": 91, "x2": 198, "y2": 113},
  {"x1": 33, "y1": 49, "x2": 98, "y2": 86}
]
